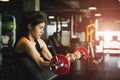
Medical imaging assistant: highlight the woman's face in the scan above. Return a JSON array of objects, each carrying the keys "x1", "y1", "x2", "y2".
[{"x1": 30, "y1": 22, "x2": 45, "y2": 39}]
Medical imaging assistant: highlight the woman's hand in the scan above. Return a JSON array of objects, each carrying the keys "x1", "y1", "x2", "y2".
[
  {"x1": 66, "y1": 53, "x2": 76, "y2": 62},
  {"x1": 73, "y1": 50, "x2": 81, "y2": 59},
  {"x1": 66, "y1": 50, "x2": 81, "y2": 62}
]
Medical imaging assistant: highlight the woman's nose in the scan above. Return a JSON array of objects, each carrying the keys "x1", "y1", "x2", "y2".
[{"x1": 41, "y1": 30, "x2": 44, "y2": 34}]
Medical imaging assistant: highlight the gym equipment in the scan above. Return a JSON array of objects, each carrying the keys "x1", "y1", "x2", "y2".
[
  {"x1": 50, "y1": 47, "x2": 88, "y2": 75},
  {"x1": 0, "y1": 15, "x2": 16, "y2": 47},
  {"x1": 77, "y1": 47, "x2": 89, "y2": 60},
  {"x1": 50, "y1": 54, "x2": 70, "y2": 75},
  {"x1": 50, "y1": 45, "x2": 71, "y2": 75},
  {"x1": 2, "y1": 21, "x2": 14, "y2": 31}
]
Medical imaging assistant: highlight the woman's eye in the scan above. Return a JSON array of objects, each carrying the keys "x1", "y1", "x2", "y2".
[
  {"x1": 39, "y1": 27, "x2": 44, "y2": 30},
  {"x1": 39, "y1": 26, "x2": 42, "y2": 29}
]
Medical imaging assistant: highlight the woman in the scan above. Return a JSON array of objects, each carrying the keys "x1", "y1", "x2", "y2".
[{"x1": 13, "y1": 11, "x2": 81, "y2": 80}]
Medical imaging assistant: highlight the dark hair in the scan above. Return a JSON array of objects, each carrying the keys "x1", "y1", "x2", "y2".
[{"x1": 15, "y1": 11, "x2": 46, "y2": 44}]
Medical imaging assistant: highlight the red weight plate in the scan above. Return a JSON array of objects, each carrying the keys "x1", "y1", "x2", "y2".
[
  {"x1": 51, "y1": 54, "x2": 70, "y2": 75},
  {"x1": 77, "y1": 47, "x2": 89, "y2": 59}
]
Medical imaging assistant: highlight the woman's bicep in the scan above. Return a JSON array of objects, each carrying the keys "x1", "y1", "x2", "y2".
[
  {"x1": 42, "y1": 46, "x2": 52, "y2": 60},
  {"x1": 42, "y1": 41, "x2": 53, "y2": 60},
  {"x1": 23, "y1": 42, "x2": 44, "y2": 66},
  {"x1": 39, "y1": 40, "x2": 52, "y2": 60}
]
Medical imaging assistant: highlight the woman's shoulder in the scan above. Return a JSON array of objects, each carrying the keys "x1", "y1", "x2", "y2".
[
  {"x1": 16, "y1": 37, "x2": 31, "y2": 49},
  {"x1": 37, "y1": 38, "x2": 46, "y2": 47},
  {"x1": 37, "y1": 38, "x2": 45, "y2": 44},
  {"x1": 14, "y1": 37, "x2": 30, "y2": 53},
  {"x1": 20, "y1": 37, "x2": 31, "y2": 44}
]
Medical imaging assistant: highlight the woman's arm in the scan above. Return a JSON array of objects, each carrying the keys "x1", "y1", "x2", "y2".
[
  {"x1": 21, "y1": 38, "x2": 51, "y2": 67},
  {"x1": 37, "y1": 39, "x2": 53, "y2": 61},
  {"x1": 66, "y1": 50, "x2": 81, "y2": 62}
]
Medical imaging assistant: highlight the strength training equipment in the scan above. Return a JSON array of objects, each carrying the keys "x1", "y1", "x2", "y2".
[
  {"x1": 50, "y1": 47, "x2": 89, "y2": 75},
  {"x1": 77, "y1": 47, "x2": 89, "y2": 60},
  {"x1": 50, "y1": 54, "x2": 70, "y2": 75}
]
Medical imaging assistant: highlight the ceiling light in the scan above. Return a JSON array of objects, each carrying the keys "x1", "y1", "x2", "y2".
[
  {"x1": 88, "y1": 0, "x2": 97, "y2": 10},
  {"x1": 95, "y1": 13, "x2": 101, "y2": 17},
  {"x1": 88, "y1": 7, "x2": 97, "y2": 10},
  {"x1": 0, "y1": 0, "x2": 9, "y2": 2},
  {"x1": 48, "y1": 16, "x2": 55, "y2": 19}
]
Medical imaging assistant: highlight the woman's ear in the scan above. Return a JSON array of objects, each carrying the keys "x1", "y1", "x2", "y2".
[{"x1": 28, "y1": 24, "x2": 32, "y2": 30}]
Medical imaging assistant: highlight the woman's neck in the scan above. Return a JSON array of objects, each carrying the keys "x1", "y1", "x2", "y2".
[
  {"x1": 28, "y1": 35, "x2": 36, "y2": 46},
  {"x1": 28, "y1": 35, "x2": 35, "y2": 42}
]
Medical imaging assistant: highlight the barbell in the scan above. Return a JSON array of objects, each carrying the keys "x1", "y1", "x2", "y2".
[
  {"x1": 50, "y1": 47, "x2": 89, "y2": 75},
  {"x1": 50, "y1": 54, "x2": 70, "y2": 75}
]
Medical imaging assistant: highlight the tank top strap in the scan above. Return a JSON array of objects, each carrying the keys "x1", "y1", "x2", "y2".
[{"x1": 34, "y1": 39, "x2": 48, "y2": 61}]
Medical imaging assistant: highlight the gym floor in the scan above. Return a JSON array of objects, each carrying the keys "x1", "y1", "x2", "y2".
[
  {"x1": 53, "y1": 53, "x2": 120, "y2": 80},
  {"x1": 0, "y1": 53, "x2": 120, "y2": 80}
]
